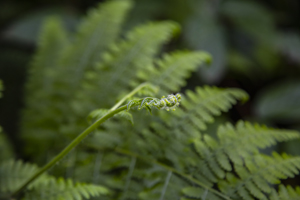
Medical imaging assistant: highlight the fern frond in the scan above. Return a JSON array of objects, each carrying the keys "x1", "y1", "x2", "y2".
[
  {"x1": 24, "y1": 177, "x2": 109, "y2": 200},
  {"x1": 25, "y1": 17, "x2": 68, "y2": 96},
  {"x1": 0, "y1": 160, "x2": 109, "y2": 199},
  {"x1": 21, "y1": 0, "x2": 132, "y2": 162},
  {"x1": 0, "y1": 160, "x2": 48, "y2": 194},
  {"x1": 159, "y1": 86, "x2": 248, "y2": 137},
  {"x1": 80, "y1": 21, "x2": 179, "y2": 109},
  {"x1": 137, "y1": 51, "x2": 212, "y2": 95},
  {"x1": 130, "y1": 86, "x2": 247, "y2": 160},
  {"x1": 216, "y1": 121, "x2": 300, "y2": 164},
  {"x1": 218, "y1": 152, "x2": 300, "y2": 200},
  {"x1": 269, "y1": 185, "x2": 300, "y2": 200},
  {"x1": 20, "y1": 17, "x2": 69, "y2": 157},
  {"x1": 191, "y1": 121, "x2": 299, "y2": 183},
  {"x1": 59, "y1": 0, "x2": 132, "y2": 87}
]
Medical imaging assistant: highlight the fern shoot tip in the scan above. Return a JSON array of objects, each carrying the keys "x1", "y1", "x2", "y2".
[{"x1": 126, "y1": 93, "x2": 181, "y2": 113}]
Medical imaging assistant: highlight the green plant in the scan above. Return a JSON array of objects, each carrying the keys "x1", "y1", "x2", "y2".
[{"x1": 1, "y1": 0, "x2": 300, "y2": 200}]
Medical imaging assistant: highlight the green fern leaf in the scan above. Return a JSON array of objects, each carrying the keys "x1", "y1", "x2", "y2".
[
  {"x1": 137, "y1": 51, "x2": 212, "y2": 95},
  {"x1": 80, "y1": 21, "x2": 180, "y2": 110},
  {"x1": 269, "y1": 185, "x2": 300, "y2": 200},
  {"x1": 58, "y1": 0, "x2": 132, "y2": 87},
  {"x1": 21, "y1": 0, "x2": 132, "y2": 162},
  {"x1": 218, "y1": 153, "x2": 300, "y2": 199},
  {"x1": 0, "y1": 160, "x2": 108, "y2": 199},
  {"x1": 159, "y1": 86, "x2": 248, "y2": 138},
  {"x1": 24, "y1": 17, "x2": 68, "y2": 97},
  {"x1": 21, "y1": 17, "x2": 68, "y2": 145},
  {"x1": 24, "y1": 177, "x2": 109, "y2": 200},
  {"x1": 0, "y1": 160, "x2": 48, "y2": 194},
  {"x1": 192, "y1": 122, "x2": 299, "y2": 184}
]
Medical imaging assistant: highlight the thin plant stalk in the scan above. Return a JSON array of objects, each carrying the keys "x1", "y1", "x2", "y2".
[
  {"x1": 12, "y1": 105, "x2": 127, "y2": 197},
  {"x1": 12, "y1": 82, "x2": 151, "y2": 197}
]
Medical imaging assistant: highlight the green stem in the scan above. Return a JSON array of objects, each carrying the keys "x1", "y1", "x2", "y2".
[
  {"x1": 12, "y1": 105, "x2": 127, "y2": 198},
  {"x1": 12, "y1": 82, "x2": 151, "y2": 197},
  {"x1": 110, "y1": 82, "x2": 150, "y2": 111}
]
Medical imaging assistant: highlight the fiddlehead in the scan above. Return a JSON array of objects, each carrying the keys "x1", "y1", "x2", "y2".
[{"x1": 127, "y1": 93, "x2": 182, "y2": 113}]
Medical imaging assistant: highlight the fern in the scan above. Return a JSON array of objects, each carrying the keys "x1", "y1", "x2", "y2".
[
  {"x1": 137, "y1": 51, "x2": 212, "y2": 95},
  {"x1": 0, "y1": 160, "x2": 108, "y2": 199},
  {"x1": 21, "y1": 0, "x2": 133, "y2": 162},
  {"x1": 79, "y1": 21, "x2": 180, "y2": 111},
  {"x1": 219, "y1": 152, "x2": 300, "y2": 200},
  {"x1": 24, "y1": 177, "x2": 108, "y2": 200},
  {"x1": 81, "y1": 86, "x2": 248, "y2": 199},
  {"x1": 180, "y1": 122, "x2": 300, "y2": 200},
  {"x1": 20, "y1": 17, "x2": 69, "y2": 159},
  {"x1": 0, "y1": 160, "x2": 49, "y2": 196},
  {"x1": 269, "y1": 185, "x2": 300, "y2": 200},
  {"x1": 9, "y1": 0, "x2": 300, "y2": 199}
]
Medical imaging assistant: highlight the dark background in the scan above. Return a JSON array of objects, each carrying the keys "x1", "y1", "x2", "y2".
[{"x1": 1, "y1": 0, "x2": 300, "y2": 184}]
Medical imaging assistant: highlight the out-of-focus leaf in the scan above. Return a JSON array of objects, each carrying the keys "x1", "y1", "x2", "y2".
[
  {"x1": 0, "y1": 80, "x2": 3, "y2": 98},
  {"x1": 221, "y1": 0, "x2": 276, "y2": 44},
  {"x1": 3, "y1": 7, "x2": 78, "y2": 43},
  {"x1": 0, "y1": 127, "x2": 14, "y2": 161},
  {"x1": 184, "y1": 2, "x2": 227, "y2": 83},
  {"x1": 221, "y1": 0, "x2": 279, "y2": 73},
  {"x1": 282, "y1": 125, "x2": 300, "y2": 156},
  {"x1": 124, "y1": 0, "x2": 164, "y2": 30},
  {"x1": 228, "y1": 51, "x2": 253, "y2": 75},
  {"x1": 277, "y1": 32, "x2": 300, "y2": 64},
  {"x1": 254, "y1": 43, "x2": 280, "y2": 72},
  {"x1": 254, "y1": 80, "x2": 300, "y2": 123}
]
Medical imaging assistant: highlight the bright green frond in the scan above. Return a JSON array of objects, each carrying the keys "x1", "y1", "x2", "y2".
[
  {"x1": 217, "y1": 121, "x2": 300, "y2": 163},
  {"x1": 162, "y1": 86, "x2": 248, "y2": 136},
  {"x1": 219, "y1": 153, "x2": 300, "y2": 200},
  {"x1": 24, "y1": 177, "x2": 109, "y2": 200},
  {"x1": 59, "y1": 0, "x2": 132, "y2": 86},
  {"x1": 20, "y1": 17, "x2": 69, "y2": 156},
  {"x1": 20, "y1": 0, "x2": 133, "y2": 162},
  {"x1": 137, "y1": 51, "x2": 212, "y2": 94},
  {"x1": 25, "y1": 17, "x2": 68, "y2": 96},
  {"x1": 80, "y1": 21, "x2": 180, "y2": 110},
  {"x1": 192, "y1": 121, "x2": 299, "y2": 182},
  {"x1": 0, "y1": 160, "x2": 108, "y2": 200},
  {"x1": 0, "y1": 160, "x2": 48, "y2": 195},
  {"x1": 269, "y1": 185, "x2": 300, "y2": 200}
]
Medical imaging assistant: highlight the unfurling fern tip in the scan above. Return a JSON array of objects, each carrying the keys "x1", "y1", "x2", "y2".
[{"x1": 127, "y1": 93, "x2": 181, "y2": 113}]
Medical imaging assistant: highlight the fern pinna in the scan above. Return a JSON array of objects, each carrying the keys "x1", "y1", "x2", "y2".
[{"x1": 1, "y1": 0, "x2": 300, "y2": 200}]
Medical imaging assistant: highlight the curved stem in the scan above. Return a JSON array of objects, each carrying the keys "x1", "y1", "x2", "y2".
[
  {"x1": 12, "y1": 82, "x2": 151, "y2": 197},
  {"x1": 12, "y1": 105, "x2": 127, "y2": 197},
  {"x1": 110, "y1": 82, "x2": 150, "y2": 111}
]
